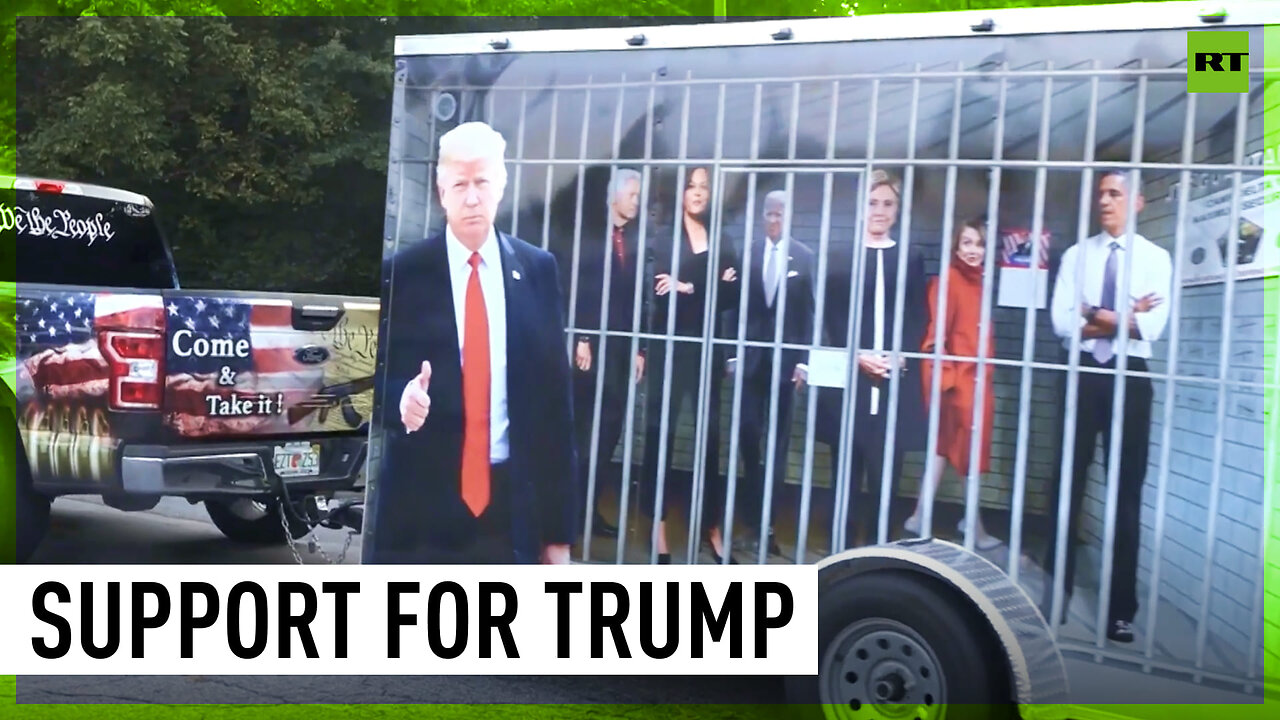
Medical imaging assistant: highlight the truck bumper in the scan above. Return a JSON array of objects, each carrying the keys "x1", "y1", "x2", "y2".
[{"x1": 120, "y1": 435, "x2": 367, "y2": 498}]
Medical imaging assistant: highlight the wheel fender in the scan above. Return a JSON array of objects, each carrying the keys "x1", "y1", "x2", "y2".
[{"x1": 815, "y1": 538, "x2": 1071, "y2": 718}]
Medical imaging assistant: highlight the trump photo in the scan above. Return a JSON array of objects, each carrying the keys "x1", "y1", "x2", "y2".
[{"x1": 365, "y1": 121, "x2": 578, "y2": 565}]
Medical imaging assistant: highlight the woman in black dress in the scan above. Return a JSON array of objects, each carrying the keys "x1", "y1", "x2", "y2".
[
  {"x1": 816, "y1": 169, "x2": 929, "y2": 549},
  {"x1": 641, "y1": 166, "x2": 740, "y2": 563}
]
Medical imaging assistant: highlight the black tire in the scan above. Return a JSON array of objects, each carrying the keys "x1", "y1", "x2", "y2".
[
  {"x1": 13, "y1": 434, "x2": 51, "y2": 564},
  {"x1": 784, "y1": 569, "x2": 1018, "y2": 720},
  {"x1": 205, "y1": 498, "x2": 312, "y2": 545}
]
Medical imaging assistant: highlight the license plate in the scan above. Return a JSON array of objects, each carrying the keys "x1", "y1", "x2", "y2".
[{"x1": 273, "y1": 441, "x2": 321, "y2": 478}]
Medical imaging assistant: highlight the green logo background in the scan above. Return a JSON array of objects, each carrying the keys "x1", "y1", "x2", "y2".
[{"x1": 1188, "y1": 30, "x2": 1251, "y2": 93}]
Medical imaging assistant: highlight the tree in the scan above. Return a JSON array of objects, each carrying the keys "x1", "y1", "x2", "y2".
[
  {"x1": 12, "y1": 7, "x2": 703, "y2": 295},
  {"x1": 7, "y1": 1, "x2": 1160, "y2": 295}
]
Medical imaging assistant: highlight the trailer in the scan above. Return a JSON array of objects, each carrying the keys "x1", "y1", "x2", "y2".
[{"x1": 368, "y1": 2, "x2": 1276, "y2": 717}]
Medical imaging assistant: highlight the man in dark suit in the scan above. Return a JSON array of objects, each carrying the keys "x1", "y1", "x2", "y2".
[
  {"x1": 367, "y1": 121, "x2": 577, "y2": 565},
  {"x1": 733, "y1": 189, "x2": 816, "y2": 554},
  {"x1": 571, "y1": 168, "x2": 650, "y2": 539}
]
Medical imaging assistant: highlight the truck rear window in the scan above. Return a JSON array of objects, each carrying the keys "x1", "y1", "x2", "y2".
[{"x1": 6, "y1": 189, "x2": 178, "y2": 290}]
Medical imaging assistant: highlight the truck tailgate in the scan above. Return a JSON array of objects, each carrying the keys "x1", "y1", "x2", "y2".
[{"x1": 161, "y1": 291, "x2": 379, "y2": 441}]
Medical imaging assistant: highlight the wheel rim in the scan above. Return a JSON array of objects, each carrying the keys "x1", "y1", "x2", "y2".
[
  {"x1": 820, "y1": 618, "x2": 946, "y2": 720},
  {"x1": 225, "y1": 498, "x2": 271, "y2": 522}
]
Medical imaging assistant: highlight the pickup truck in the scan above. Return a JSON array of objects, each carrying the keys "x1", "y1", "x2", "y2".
[{"x1": 2, "y1": 174, "x2": 379, "y2": 562}]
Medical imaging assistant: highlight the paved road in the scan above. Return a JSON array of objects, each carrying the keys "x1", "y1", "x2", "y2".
[
  {"x1": 18, "y1": 495, "x2": 790, "y2": 707},
  {"x1": 29, "y1": 494, "x2": 364, "y2": 565}
]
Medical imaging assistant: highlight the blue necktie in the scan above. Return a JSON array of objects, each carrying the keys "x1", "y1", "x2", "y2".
[{"x1": 1093, "y1": 240, "x2": 1120, "y2": 364}]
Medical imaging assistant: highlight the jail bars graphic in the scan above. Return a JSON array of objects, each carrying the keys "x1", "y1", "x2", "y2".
[{"x1": 376, "y1": 17, "x2": 1275, "y2": 699}]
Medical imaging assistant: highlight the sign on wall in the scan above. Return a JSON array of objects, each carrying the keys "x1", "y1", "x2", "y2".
[
  {"x1": 1180, "y1": 174, "x2": 1277, "y2": 286},
  {"x1": 997, "y1": 226, "x2": 1052, "y2": 309}
]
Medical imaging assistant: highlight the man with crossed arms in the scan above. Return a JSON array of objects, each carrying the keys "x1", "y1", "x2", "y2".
[{"x1": 1044, "y1": 169, "x2": 1171, "y2": 642}]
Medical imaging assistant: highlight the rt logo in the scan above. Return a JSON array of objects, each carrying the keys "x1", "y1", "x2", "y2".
[{"x1": 1187, "y1": 31, "x2": 1250, "y2": 93}]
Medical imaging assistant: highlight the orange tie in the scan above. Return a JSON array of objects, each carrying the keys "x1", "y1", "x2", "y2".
[{"x1": 461, "y1": 252, "x2": 491, "y2": 517}]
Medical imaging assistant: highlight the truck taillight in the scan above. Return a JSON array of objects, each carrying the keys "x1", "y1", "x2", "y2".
[{"x1": 99, "y1": 330, "x2": 165, "y2": 410}]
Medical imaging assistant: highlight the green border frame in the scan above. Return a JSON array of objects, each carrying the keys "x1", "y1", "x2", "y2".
[{"x1": 0, "y1": 1, "x2": 1275, "y2": 717}]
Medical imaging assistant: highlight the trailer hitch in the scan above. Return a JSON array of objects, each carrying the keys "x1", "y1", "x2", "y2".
[{"x1": 316, "y1": 496, "x2": 365, "y2": 534}]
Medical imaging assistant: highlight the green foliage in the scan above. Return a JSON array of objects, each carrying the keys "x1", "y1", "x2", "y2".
[
  {"x1": 11, "y1": 7, "x2": 706, "y2": 296},
  {"x1": 18, "y1": 15, "x2": 395, "y2": 294},
  {"x1": 7, "y1": 0, "x2": 1166, "y2": 295}
]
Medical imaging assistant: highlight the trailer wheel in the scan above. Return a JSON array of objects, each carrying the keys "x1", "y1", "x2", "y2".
[
  {"x1": 786, "y1": 569, "x2": 1017, "y2": 720},
  {"x1": 205, "y1": 498, "x2": 311, "y2": 544}
]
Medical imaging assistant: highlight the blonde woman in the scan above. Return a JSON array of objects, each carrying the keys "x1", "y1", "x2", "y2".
[{"x1": 818, "y1": 169, "x2": 929, "y2": 548}]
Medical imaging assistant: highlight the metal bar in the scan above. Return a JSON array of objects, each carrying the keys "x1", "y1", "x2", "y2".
[
  {"x1": 1005, "y1": 64, "x2": 1054, "y2": 583},
  {"x1": 794, "y1": 80, "x2": 842, "y2": 564},
  {"x1": 408, "y1": 65, "x2": 1279, "y2": 92},
  {"x1": 1048, "y1": 59, "x2": 1102, "y2": 644},
  {"x1": 509, "y1": 84, "x2": 528, "y2": 237},
  {"x1": 614, "y1": 77, "x2": 660, "y2": 565},
  {"x1": 1055, "y1": 642, "x2": 1267, "y2": 693},
  {"x1": 832, "y1": 78, "x2": 879, "y2": 553},
  {"x1": 880, "y1": 58, "x2": 1049, "y2": 151},
  {"x1": 975, "y1": 59, "x2": 1126, "y2": 159},
  {"x1": 1143, "y1": 90, "x2": 1196, "y2": 666},
  {"x1": 960, "y1": 64, "x2": 1007, "y2": 554},
  {"x1": 1092, "y1": 86, "x2": 1185, "y2": 163},
  {"x1": 874, "y1": 64, "x2": 924, "y2": 547},
  {"x1": 721, "y1": 82, "x2": 765, "y2": 564},
  {"x1": 422, "y1": 89, "x2": 439, "y2": 238},
  {"x1": 871, "y1": 60, "x2": 1120, "y2": 170},
  {"x1": 755, "y1": 81, "x2": 803, "y2": 564},
  {"x1": 402, "y1": 156, "x2": 1277, "y2": 174},
  {"x1": 379, "y1": 75, "x2": 410, "y2": 501},
  {"x1": 1192, "y1": 91, "x2": 1249, "y2": 673},
  {"x1": 827, "y1": 59, "x2": 1024, "y2": 161},
  {"x1": 565, "y1": 81, "x2": 595, "y2": 359},
  {"x1": 570, "y1": 81, "x2": 604, "y2": 557},
  {"x1": 552, "y1": 331, "x2": 1277, "y2": 392},
  {"x1": 540, "y1": 90, "x2": 560, "y2": 251},
  {"x1": 642, "y1": 72, "x2": 695, "y2": 566},
  {"x1": 648, "y1": 71, "x2": 697, "y2": 565},
  {"x1": 687, "y1": 81, "x2": 730, "y2": 565},
  {"x1": 917, "y1": 62, "x2": 964, "y2": 543},
  {"x1": 576, "y1": 77, "x2": 625, "y2": 562},
  {"x1": 1093, "y1": 58, "x2": 1149, "y2": 651}
]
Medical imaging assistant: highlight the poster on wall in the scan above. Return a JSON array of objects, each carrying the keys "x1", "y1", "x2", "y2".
[
  {"x1": 1180, "y1": 174, "x2": 1277, "y2": 286},
  {"x1": 997, "y1": 226, "x2": 1052, "y2": 309}
]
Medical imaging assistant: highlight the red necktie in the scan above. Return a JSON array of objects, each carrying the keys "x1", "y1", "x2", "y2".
[
  {"x1": 461, "y1": 251, "x2": 490, "y2": 517},
  {"x1": 613, "y1": 226, "x2": 626, "y2": 269}
]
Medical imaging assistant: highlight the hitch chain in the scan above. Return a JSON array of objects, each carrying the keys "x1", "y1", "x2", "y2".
[{"x1": 278, "y1": 501, "x2": 356, "y2": 566}]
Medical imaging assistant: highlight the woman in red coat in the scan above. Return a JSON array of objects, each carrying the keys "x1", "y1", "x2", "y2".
[{"x1": 906, "y1": 217, "x2": 1001, "y2": 550}]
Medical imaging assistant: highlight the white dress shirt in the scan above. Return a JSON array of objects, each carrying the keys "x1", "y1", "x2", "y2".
[
  {"x1": 869, "y1": 239, "x2": 895, "y2": 416},
  {"x1": 763, "y1": 236, "x2": 789, "y2": 307},
  {"x1": 444, "y1": 225, "x2": 510, "y2": 462},
  {"x1": 1050, "y1": 230, "x2": 1173, "y2": 360}
]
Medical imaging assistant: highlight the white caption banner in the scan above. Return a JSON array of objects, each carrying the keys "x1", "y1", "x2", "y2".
[{"x1": 0, "y1": 564, "x2": 817, "y2": 676}]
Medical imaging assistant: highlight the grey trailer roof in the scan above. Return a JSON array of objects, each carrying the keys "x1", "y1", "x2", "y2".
[{"x1": 395, "y1": 1, "x2": 1272, "y2": 57}]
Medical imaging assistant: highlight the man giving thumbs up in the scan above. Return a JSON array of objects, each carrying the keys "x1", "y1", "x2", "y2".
[
  {"x1": 366, "y1": 121, "x2": 578, "y2": 566},
  {"x1": 400, "y1": 360, "x2": 432, "y2": 432}
]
